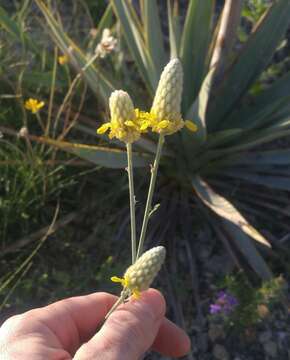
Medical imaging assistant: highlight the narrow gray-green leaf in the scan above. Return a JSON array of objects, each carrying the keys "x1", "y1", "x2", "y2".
[
  {"x1": 192, "y1": 176, "x2": 271, "y2": 247},
  {"x1": 32, "y1": 137, "x2": 150, "y2": 168},
  {"x1": 180, "y1": 0, "x2": 214, "y2": 110},
  {"x1": 222, "y1": 221, "x2": 272, "y2": 280},
  {"x1": 167, "y1": 0, "x2": 181, "y2": 59},
  {"x1": 143, "y1": 0, "x2": 167, "y2": 77}
]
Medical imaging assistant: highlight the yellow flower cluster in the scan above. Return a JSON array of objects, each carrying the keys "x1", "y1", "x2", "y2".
[
  {"x1": 24, "y1": 98, "x2": 45, "y2": 114},
  {"x1": 97, "y1": 58, "x2": 198, "y2": 143}
]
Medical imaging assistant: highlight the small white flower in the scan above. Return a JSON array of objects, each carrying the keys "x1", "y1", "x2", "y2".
[{"x1": 95, "y1": 28, "x2": 118, "y2": 58}]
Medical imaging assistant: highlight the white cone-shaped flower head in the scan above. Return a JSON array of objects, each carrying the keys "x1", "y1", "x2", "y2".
[
  {"x1": 150, "y1": 58, "x2": 184, "y2": 135},
  {"x1": 97, "y1": 90, "x2": 141, "y2": 143},
  {"x1": 111, "y1": 246, "x2": 166, "y2": 298}
]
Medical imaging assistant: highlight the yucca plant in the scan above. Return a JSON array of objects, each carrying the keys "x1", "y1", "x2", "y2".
[{"x1": 29, "y1": 0, "x2": 290, "y2": 280}]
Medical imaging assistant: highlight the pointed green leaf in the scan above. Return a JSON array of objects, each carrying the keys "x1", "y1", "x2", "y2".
[
  {"x1": 180, "y1": 0, "x2": 214, "y2": 110},
  {"x1": 167, "y1": 0, "x2": 181, "y2": 59},
  {"x1": 32, "y1": 137, "x2": 150, "y2": 168},
  {"x1": 192, "y1": 176, "x2": 271, "y2": 247},
  {"x1": 208, "y1": 0, "x2": 290, "y2": 129},
  {"x1": 219, "y1": 150, "x2": 290, "y2": 166},
  {"x1": 221, "y1": 170, "x2": 290, "y2": 191},
  {"x1": 222, "y1": 221, "x2": 272, "y2": 280},
  {"x1": 182, "y1": 67, "x2": 216, "y2": 150},
  {"x1": 142, "y1": 0, "x2": 167, "y2": 76},
  {"x1": 225, "y1": 71, "x2": 290, "y2": 129}
]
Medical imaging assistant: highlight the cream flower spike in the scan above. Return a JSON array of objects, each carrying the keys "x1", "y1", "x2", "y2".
[
  {"x1": 111, "y1": 246, "x2": 166, "y2": 299},
  {"x1": 97, "y1": 90, "x2": 141, "y2": 143},
  {"x1": 149, "y1": 58, "x2": 184, "y2": 135}
]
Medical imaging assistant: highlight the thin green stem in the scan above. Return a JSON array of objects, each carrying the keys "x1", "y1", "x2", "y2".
[
  {"x1": 137, "y1": 134, "x2": 165, "y2": 259},
  {"x1": 127, "y1": 143, "x2": 137, "y2": 264}
]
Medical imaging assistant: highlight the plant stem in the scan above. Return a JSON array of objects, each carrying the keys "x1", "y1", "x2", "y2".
[
  {"x1": 137, "y1": 134, "x2": 165, "y2": 259},
  {"x1": 127, "y1": 143, "x2": 137, "y2": 264},
  {"x1": 105, "y1": 290, "x2": 128, "y2": 320}
]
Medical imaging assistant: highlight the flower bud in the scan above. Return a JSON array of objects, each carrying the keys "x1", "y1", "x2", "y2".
[
  {"x1": 150, "y1": 58, "x2": 184, "y2": 135},
  {"x1": 97, "y1": 90, "x2": 141, "y2": 143},
  {"x1": 111, "y1": 246, "x2": 166, "y2": 298}
]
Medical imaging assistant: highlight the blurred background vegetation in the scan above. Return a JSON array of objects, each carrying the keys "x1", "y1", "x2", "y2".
[{"x1": 1, "y1": 0, "x2": 290, "y2": 358}]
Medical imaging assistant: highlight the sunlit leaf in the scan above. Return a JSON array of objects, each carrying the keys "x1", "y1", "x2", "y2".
[{"x1": 192, "y1": 176, "x2": 271, "y2": 247}]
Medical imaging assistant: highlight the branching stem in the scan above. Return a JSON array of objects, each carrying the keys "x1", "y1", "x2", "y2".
[
  {"x1": 127, "y1": 143, "x2": 137, "y2": 263},
  {"x1": 137, "y1": 134, "x2": 165, "y2": 259}
]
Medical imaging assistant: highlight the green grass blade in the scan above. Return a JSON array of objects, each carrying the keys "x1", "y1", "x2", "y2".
[
  {"x1": 180, "y1": 0, "x2": 214, "y2": 110},
  {"x1": 32, "y1": 137, "x2": 150, "y2": 168},
  {"x1": 208, "y1": 0, "x2": 290, "y2": 130},
  {"x1": 142, "y1": 0, "x2": 167, "y2": 77},
  {"x1": 192, "y1": 176, "x2": 271, "y2": 248},
  {"x1": 35, "y1": 0, "x2": 116, "y2": 102},
  {"x1": 0, "y1": 5, "x2": 38, "y2": 53}
]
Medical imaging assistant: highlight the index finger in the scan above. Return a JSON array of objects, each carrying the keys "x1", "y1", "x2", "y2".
[{"x1": 32, "y1": 292, "x2": 117, "y2": 353}]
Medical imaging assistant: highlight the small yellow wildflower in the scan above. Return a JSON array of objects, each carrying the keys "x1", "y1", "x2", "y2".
[
  {"x1": 111, "y1": 246, "x2": 166, "y2": 300},
  {"x1": 58, "y1": 54, "x2": 69, "y2": 65},
  {"x1": 97, "y1": 90, "x2": 144, "y2": 143},
  {"x1": 24, "y1": 98, "x2": 45, "y2": 114}
]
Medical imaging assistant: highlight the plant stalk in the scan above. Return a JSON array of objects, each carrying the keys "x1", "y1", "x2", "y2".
[
  {"x1": 136, "y1": 134, "x2": 165, "y2": 259},
  {"x1": 105, "y1": 289, "x2": 128, "y2": 320},
  {"x1": 127, "y1": 143, "x2": 137, "y2": 264}
]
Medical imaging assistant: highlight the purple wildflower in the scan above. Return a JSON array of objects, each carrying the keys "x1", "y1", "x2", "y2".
[{"x1": 210, "y1": 290, "x2": 239, "y2": 315}]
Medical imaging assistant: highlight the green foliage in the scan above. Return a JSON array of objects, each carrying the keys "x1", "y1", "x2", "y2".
[
  {"x1": 0, "y1": 140, "x2": 74, "y2": 245},
  {"x1": 242, "y1": 0, "x2": 270, "y2": 23}
]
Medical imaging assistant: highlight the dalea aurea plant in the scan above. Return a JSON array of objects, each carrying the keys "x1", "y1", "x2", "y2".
[
  {"x1": 98, "y1": 59, "x2": 197, "y2": 316},
  {"x1": 36, "y1": 0, "x2": 290, "y2": 282}
]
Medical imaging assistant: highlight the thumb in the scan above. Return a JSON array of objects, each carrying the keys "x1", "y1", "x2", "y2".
[{"x1": 74, "y1": 289, "x2": 165, "y2": 360}]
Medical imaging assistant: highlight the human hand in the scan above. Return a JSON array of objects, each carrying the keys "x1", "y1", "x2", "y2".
[{"x1": 0, "y1": 289, "x2": 190, "y2": 359}]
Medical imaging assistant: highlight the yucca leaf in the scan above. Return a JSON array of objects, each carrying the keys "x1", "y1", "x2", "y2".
[
  {"x1": 111, "y1": 0, "x2": 156, "y2": 93},
  {"x1": 222, "y1": 221, "x2": 272, "y2": 280},
  {"x1": 35, "y1": 0, "x2": 116, "y2": 102},
  {"x1": 218, "y1": 150, "x2": 290, "y2": 166},
  {"x1": 32, "y1": 136, "x2": 150, "y2": 168},
  {"x1": 192, "y1": 176, "x2": 271, "y2": 248},
  {"x1": 142, "y1": 0, "x2": 167, "y2": 76},
  {"x1": 208, "y1": 0, "x2": 290, "y2": 130},
  {"x1": 184, "y1": 67, "x2": 216, "y2": 147},
  {"x1": 221, "y1": 170, "x2": 290, "y2": 191},
  {"x1": 236, "y1": 201, "x2": 290, "y2": 232},
  {"x1": 210, "y1": 127, "x2": 290, "y2": 155},
  {"x1": 167, "y1": 0, "x2": 181, "y2": 59},
  {"x1": 180, "y1": 0, "x2": 214, "y2": 110},
  {"x1": 225, "y1": 71, "x2": 290, "y2": 129}
]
